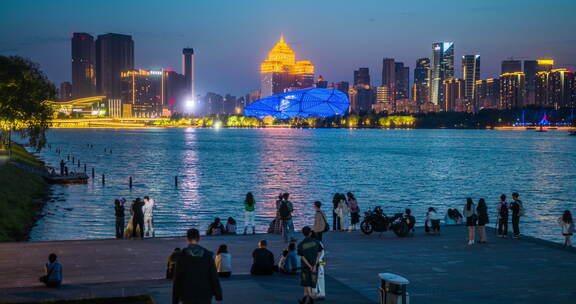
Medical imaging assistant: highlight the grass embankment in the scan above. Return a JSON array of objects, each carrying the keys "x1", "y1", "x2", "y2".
[
  {"x1": 0, "y1": 295, "x2": 155, "y2": 304},
  {"x1": 0, "y1": 143, "x2": 48, "y2": 242}
]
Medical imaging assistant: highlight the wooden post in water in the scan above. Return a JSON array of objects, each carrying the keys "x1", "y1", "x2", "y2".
[
  {"x1": 102, "y1": 174, "x2": 105, "y2": 185},
  {"x1": 84, "y1": 163, "x2": 87, "y2": 173},
  {"x1": 129, "y1": 176, "x2": 132, "y2": 189},
  {"x1": 91, "y1": 167, "x2": 95, "y2": 179},
  {"x1": 175, "y1": 176, "x2": 178, "y2": 188}
]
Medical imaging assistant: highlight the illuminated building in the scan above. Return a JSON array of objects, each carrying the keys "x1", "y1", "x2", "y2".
[
  {"x1": 395, "y1": 62, "x2": 410, "y2": 100},
  {"x1": 381, "y1": 58, "x2": 395, "y2": 104},
  {"x1": 59, "y1": 82, "x2": 72, "y2": 101},
  {"x1": 499, "y1": 72, "x2": 525, "y2": 109},
  {"x1": 535, "y1": 69, "x2": 574, "y2": 109},
  {"x1": 462, "y1": 55, "x2": 480, "y2": 100},
  {"x1": 96, "y1": 33, "x2": 134, "y2": 99},
  {"x1": 203, "y1": 92, "x2": 224, "y2": 115},
  {"x1": 46, "y1": 96, "x2": 107, "y2": 118},
  {"x1": 501, "y1": 60, "x2": 521, "y2": 74},
  {"x1": 395, "y1": 98, "x2": 418, "y2": 114},
  {"x1": 413, "y1": 58, "x2": 430, "y2": 106},
  {"x1": 120, "y1": 69, "x2": 163, "y2": 117},
  {"x1": 316, "y1": 75, "x2": 328, "y2": 88},
  {"x1": 182, "y1": 48, "x2": 195, "y2": 101},
  {"x1": 524, "y1": 60, "x2": 538, "y2": 105},
  {"x1": 474, "y1": 78, "x2": 500, "y2": 110},
  {"x1": 430, "y1": 42, "x2": 454, "y2": 107},
  {"x1": 537, "y1": 59, "x2": 554, "y2": 72},
  {"x1": 163, "y1": 70, "x2": 187, "y2": 112},
  {"x1": 374, "y1": 86, "x2": 393, "y2": 113},
  {"x1": 244, "y1": 88, "x2": 350, "y2": 119},
  {"x1": 442, "y1": 79, "x2": 463, "y2": 112},
  {"x1": 260, "y1": 36, "x2": 315, "y2": 97},
  {"x1": 71, "y1": 33, "x2": 96, "y2": 98}
]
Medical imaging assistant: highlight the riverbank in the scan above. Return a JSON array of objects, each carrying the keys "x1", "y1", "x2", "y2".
[
  {"x1": 0, "y1": 144, "x2": 49, "y2": 242},
  {"x1": 1, "y1": 226, "x2": 575, "y2": 303}
]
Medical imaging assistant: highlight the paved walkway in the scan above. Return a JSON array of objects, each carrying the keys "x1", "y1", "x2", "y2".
[{"x1": 1, "y1": 226, "x2": 575, "y2": 303}]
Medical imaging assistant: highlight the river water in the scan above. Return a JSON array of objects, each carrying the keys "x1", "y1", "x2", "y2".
[{"x1": 28, "y1": 128, "x2": 576, "y2": 243}]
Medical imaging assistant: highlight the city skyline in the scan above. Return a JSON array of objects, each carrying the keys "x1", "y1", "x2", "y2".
[{"x1": 1, "y1": 0, "x2": 575, "y2": 96}]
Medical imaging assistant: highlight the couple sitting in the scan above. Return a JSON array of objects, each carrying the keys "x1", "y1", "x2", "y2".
[
  {"x1": 207, "y1": 217, "x2": 237, "y2": 235},
  {"x1": 250, "y1": 240, "x2": 300, "y2": 275}
]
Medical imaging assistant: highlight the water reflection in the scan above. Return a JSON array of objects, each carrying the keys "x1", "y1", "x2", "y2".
[{"x1": 28, "y1": 129, "x2": 576, "y2": 243}]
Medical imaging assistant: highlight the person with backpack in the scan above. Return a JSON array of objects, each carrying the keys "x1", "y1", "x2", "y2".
[
  {"x1": 278, "y1": 193, "x2": 295, "y2": 243},
  {"x1": 347, "y1": 192, "x2": 360, "y2": 231},
  {"x1": 313, "y1": 201, "x2": 328, "y2": 242},
  {"x1": 496, "y1": 194, "x2": 509, "y2": 238},
  {"x1": 510, "y1": 192, "x2": 524, "y2": 239},
  {"x1": 476, "y1": 198, "x2": 489, "y2": 243},
  {"x1": 243, "y1": 192, "x2": 256, "y2": 235},
  {"x1": 558, "y1": 210, "x2": 574, "y2": 248}
]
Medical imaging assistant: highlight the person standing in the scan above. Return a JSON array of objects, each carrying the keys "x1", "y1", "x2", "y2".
[
  {"x1": 243, "y1": 192, "x2": 256, "y2": 235},
  {"x1": 476, "y1": 198, "x2": 489, "y2": 243},
  {"x1": 559, "y1": 210, "x2": 574, "y2": 248},
  {"x1": 297, "y1": 226, "x2": 323, "y2": 304},
  {"x1": 143, "y1": 196, "x2": 155, "y2": 237},
  {"x1": 510, "y1": 192, "x2": 523, "y2": 239},
  {"x1": 215, "y1": 244, "x2": 232, "y2": 278},
  {"x1": 313, "y1": 201, "x2": 328, "y2": 242},
  {"x1": 132, "y1": 198, "x2": 145, "y2": 239},
  {"x1": 172, "y1": 228, "x2": 222, "y2": 304},
  {"x1": 40, "y1": 253, "x2": 62, "y2": 288},
  {"x1": 114, "y1": 199, "x2": 125, "y2": 239},
  {"x1": 463, "y1": 198, "x2": 477, "y2": 245},
  {"x1": 496, "y1": 194, "x2": 509, "y2": 238},
  {"x1": 279, "y1": 193, "x2": 295, "y2": 242},
  {"x1": 315, "y1": 239, "x2": 326, "y2": 301},
  {"x1": 335, "y1": 194, "x2": 349, "y2": 232},
  {"x1": 331, "y1": 193, "x2": 341, "y2": 232},
  {"x1": 347, "y1": 192, "x2": 360, "y2": 231}
]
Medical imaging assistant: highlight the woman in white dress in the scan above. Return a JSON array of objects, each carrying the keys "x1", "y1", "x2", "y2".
[
  {"x1": 336, "y1": 195, "x2": 349, "y2": 231},
  {"x1": 315, "y1": 240, "x2": 326, "y2": 300}
]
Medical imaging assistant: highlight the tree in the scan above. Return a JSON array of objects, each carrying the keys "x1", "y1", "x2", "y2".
[{"x1": 0, "y1": 56, "x2": 55, "y2": 154}]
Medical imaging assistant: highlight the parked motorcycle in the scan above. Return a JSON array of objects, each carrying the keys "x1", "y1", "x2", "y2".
[{"x1": 360, "y1": 206, "x2": 403, "y2": 235}]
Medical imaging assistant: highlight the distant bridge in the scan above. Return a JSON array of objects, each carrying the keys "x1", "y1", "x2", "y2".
[{"x1": 49, "y1": 118, "x2": 164, "y2": 128}]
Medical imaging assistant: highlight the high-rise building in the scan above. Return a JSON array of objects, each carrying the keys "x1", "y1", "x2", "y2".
[
  {"x1": 120, "y1": 69, "x2": 163, "y2": 117},
  {"x1": 499, "y1": 72, "x2": 525, "y2": 109},
  {"x1": 524, "y1": 60, "x2": 538, "y2": 106},
  {"x1": 381, "y1": 58, "x2": 395, "y2": 103},
  {"x1": 442, "y1": 79, "x2": 464, "y2": 112},
  {"x1": 535, "y1": 68, "x2": 574, "y2": 109},
  {"x1": 96, "y1": 33, "x2": 134, "y2": 99},
  {"x1": 413, "y1": 58, "x2": 430, "y2": 106},
  {"x1": 395, "y1": 62, "x2": 410, "y2": 100},
  {"x1": 430, "y1": 42, "x2": 454, "y2": 107},
  {"x1": 182, "y1": 48, "x2": 195, "y2": 101},
  {"x1": 474, "y1": 78, "x2": 500, "y2": 110},
  {"x1": 537, "y1": 59, "x2": 554, "y2": 72},
  {"x1": 316, "y1": 75, "x2": 328, "y2": 88},
  {"x1": 163, "y1": 70, "x2": 187, "y2": 112},
  {"x1": 501, "y1": 60, "x2": 522, "y2": 74},
  {"x1": 334, "y1": 82, "x2": 349, "y2": 97},
  {"x1": 59, "y1": 82, "x2": 73, "y2": 101},
  {"x1": 462, "y1": 55, "x2": 480, "y2": 100},
  {"x1": 260, "y1": 36, "x2": 314, "y2": 97},
  {"x1": 71, "y1": 33, "x2": 96, "y2": 98},
  {"x1": 354, "y1": 68, "x2": 371, "y2": 86},
  {"x1": 354, "y1": 87, "x2": 375, "y2": 113}
]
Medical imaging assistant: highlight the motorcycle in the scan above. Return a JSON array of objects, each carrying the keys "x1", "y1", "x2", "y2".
[{"x1": 360, "y1": 206, "x2": 403, "y2": 235}]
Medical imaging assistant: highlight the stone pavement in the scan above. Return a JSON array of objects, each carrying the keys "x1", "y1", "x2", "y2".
[{"x1": 1, "y1": 226, "x2": 575, "y2": 303}]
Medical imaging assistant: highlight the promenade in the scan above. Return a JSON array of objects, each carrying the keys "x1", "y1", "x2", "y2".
[{"x1": 1, "y1": 226, "x2": 575, "y2": 303}]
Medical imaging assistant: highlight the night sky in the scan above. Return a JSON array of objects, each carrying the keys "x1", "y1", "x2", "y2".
[{"x1": 1, "y1": 0, "x2": 575, "y2": 96}]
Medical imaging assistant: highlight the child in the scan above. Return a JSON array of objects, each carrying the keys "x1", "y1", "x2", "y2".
[
  {"x1": 559, "y1": 210, "x2": 574, "y2": 248},
  {"x1": 215, "y1": 244, "x2": 232, "y2": 278}
]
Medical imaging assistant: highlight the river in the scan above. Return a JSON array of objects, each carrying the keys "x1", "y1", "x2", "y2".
[{"x1": 28, "y1": 128, "x2": 576, "y2": 243}]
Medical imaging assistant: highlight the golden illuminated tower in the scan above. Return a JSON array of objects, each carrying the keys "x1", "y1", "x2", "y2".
[{"x1": 260, "y1": 35, "x2": 315, "y2": 97}]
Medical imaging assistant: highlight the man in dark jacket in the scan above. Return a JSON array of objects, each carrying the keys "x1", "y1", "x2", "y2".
[
  {"x1": 173, "y1": 228, "x2": 222, "y2": 304},
  {"x1": 250, "y1": 240, "x2": 275, "y2": 275},
  {"x1": 510, "y1": 192, "x2": 523, "y2": 239},
  {"x1": 131, "y1": 198, "x2": 145, "y2": 239}
]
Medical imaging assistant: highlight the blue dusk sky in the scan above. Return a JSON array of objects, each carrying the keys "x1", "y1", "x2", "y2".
[{"x1": 1, "y1": 0, "x2": 575, "y2": 96}]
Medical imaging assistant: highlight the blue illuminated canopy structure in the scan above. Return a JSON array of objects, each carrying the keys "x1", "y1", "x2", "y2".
[{"x1": 244, "y1": 88, "x2": 350, "y2": 119}]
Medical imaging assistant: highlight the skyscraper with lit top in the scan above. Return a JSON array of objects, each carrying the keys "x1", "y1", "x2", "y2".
[
  {"x1": 430, "y1": 42, "x2": 454, "y2": 109},
  {"x1": 260, "y1": 36, "x2": 315, "y2": 97}
]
